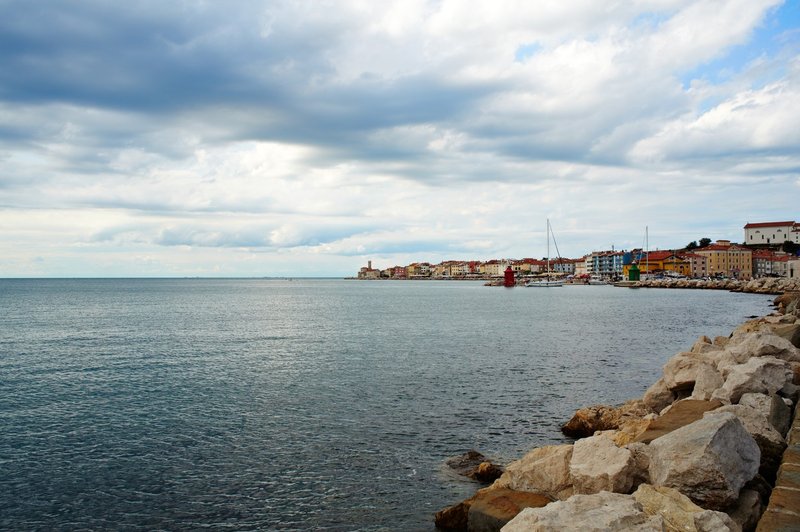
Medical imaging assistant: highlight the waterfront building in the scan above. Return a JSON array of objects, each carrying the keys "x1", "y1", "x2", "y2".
[
  {"x1": 481, "y1": 259, "x2": 505, "y2": 277},
  {"x1": 752, "y1": 250, "x2": 791, "y2": 278},
  {"x1": 406, "y1": 262, "x2": 432, "y2": 278},
  {"x1": 551, "y1": 258, "x2": 578, "y2": 275},
  {"x1": 744, "y1": 221, "x2": 800, "y2": 246},
  {"x1": 590, "y1": 251, "x2": 624, "y2": 278},
  {"x1": 357, "y1": 260, "x2": 381, "y2": 279},
  {"x1": 681, "y1": 253, "x2": 708, "y2": 278},
  {"x1": 694, "y1": 240, "x2": 753, "y2": 279},
  {"x1": 432, "y1": 261, "x2": 460, "y2": 278},
  {"x1": 645, "y1": 251, "x2": 691, "y2": 276},
  {"x1": 574, "y1": 256, "x2": 589, "y2": 277}
]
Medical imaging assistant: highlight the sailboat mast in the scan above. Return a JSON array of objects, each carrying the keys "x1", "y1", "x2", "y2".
[
  {"x1": 646, "y1": 226, "x2": 649, "y2": 277},
  {"x1": 546, "y1": 219, "x2": 550, "y2": 280}
]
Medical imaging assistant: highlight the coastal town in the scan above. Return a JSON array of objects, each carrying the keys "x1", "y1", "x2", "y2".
[{"x1": 356, "y1": 221, "x2": 800, "y2": 282}]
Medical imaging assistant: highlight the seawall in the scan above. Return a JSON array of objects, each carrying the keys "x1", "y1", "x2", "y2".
[{"x1": 435, "y1": 280, "x2": 800, "y2": 531}]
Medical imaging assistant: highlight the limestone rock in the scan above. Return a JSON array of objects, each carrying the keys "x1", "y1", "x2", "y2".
[
  {"x1": 663, "y1": 352, "x2": 710, "y2": 393},
  {"x1": 614, "y1": 417, "x2": 653, "y2": 446},
  {"x1": 643, "y1": 377, "x2": 676, "y2": 413},
  {"x1": 711, "y1": 356, "x2": 794, "y2": 404},
  {"x1": 692, "y1": 510, "x2": 740, "y2": 532},
  {"x1": 626, "y1": 442, "x2": 652, "y2": 488},
  {"x1": 570, "y1": 433, "x2": 638, "y2": 494},
  {"x1": 690, "y1": 364, "x2": 725, "y2": 401},
  {"x1": 561, "y1": 400, "x2": 650, "y2": 439},
  {"x1": 647, "y1": 412, "x2": 760, "y2": 510},
  {"x1": 436, "y1": 494, "x2": 475, "y2": 531},
  {"x1": 726, "y1": 331, "x2": 800, "y2": 363},
  {"x1": 738, "y1": 392, "x2": 792, "y2": 437},
  {"x1": 714, "y1": 336, "x2": 730, "y2": 348},
  {"x1": 691, "y1": 336, "x2": 723, "y2": 356},
  {"x1": 561, "y1": 405, "x2": 620, "y2": 438},
  {"x1": 501, "y1": 492, "x2": 663, "y2": 532},
  {"x1": 711, "y1": 404, "x2": 786, "y2": 482},
  {"x1": 493, "y1": 445, "x2": 573, "y2": 500},
  {"x1": 769, "y1": 322, "x2": 800, "y2": 348},
  {"x1": 725, "y1": 489, "x2": 763, "y2": 532},
  {"x1": 633, "y1": 484, "x2": 740, "y2": 532},
  {"x1": 634, "y1": 399, "x2": 723, "y2": 444},
  {"x1": 474, "y1": 462, "x2": 504, "y2": 483},
  {"x1": 467, "y1": 488, "x2": 551, "y2": 532}
]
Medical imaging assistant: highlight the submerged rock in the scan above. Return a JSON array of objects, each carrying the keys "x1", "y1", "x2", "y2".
[{"x1": 446, "y1": 450, "x2": 504, "y2": 483}]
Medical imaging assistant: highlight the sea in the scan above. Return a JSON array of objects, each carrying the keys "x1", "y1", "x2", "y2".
[{"x1": 0, "y1": 278, "x2": 774, "y2": 531}]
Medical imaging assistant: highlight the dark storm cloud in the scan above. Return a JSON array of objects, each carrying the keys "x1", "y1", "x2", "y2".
[{"x1": 0, "y1": 1, "x2": 311, "y2": 111}]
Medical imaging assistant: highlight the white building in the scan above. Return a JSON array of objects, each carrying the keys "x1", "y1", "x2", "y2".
[{"x1": 744, "y1": 221, "x2": 800, "y2": 246}]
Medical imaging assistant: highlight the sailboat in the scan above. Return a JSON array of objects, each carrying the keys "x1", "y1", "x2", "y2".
[{"x1": 526, "y1": 219, "x2": 565, "y2": 287}]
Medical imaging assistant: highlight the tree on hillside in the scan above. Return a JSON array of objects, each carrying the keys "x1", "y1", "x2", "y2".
[
  {"x1": 782, "y1": 240, "x2": 800, "y2": 255},
  {"x1": 686, "y1": 241, "x2": 698, "y2": 250},
  {"x1": 699, "y1": 238, "x2": 712, "y2": 248}
]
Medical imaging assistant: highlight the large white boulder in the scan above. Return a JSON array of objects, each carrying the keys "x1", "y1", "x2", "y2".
[
  {"x1": 726, "y1": 331, "x2": 800, "y2": 363},
  {"x1": 711, "y1": 404, "x2": 786, "y2": 480},
  {"x1": 711, "y1": 356, "x2": 794, "y2": 404},
  {"x1": 738, "y1": 392, "x2": 792, "y2": 437},
  {"x1": 493, "y1": 444, "x2": 573, "y2": 500},
  {"x1": 501, "y1": 492, "x2": 663, "y2": 531},
  {"x1": 569, "y1": 434, "x2": 638, "y2": 495},
  {"x1": 647, "y1": 412, "x2": 760, "y2": 510}
]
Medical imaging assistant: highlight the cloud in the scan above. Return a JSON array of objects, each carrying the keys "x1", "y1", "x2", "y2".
[{"x1": 0, "y1": 0, "x2": 797, "y2": 276}]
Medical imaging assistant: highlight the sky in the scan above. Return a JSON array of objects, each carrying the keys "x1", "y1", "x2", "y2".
[{"x1": 1, "y1": 0, "x2": 798, "y2": 277}]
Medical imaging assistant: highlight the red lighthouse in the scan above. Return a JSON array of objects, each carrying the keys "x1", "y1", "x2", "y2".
[{"x1": 504, "y1": 265, "x2": 516, "y2": 287}]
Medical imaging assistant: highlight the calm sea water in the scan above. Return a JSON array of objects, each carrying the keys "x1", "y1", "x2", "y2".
[{"x1": 0, "y1": 279, "x2": 773, "y2": 531}]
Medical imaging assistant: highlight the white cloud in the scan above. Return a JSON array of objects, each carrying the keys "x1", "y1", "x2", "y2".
[{"x1": 0, "y1": 0, "x2": 797, "y2": 276}]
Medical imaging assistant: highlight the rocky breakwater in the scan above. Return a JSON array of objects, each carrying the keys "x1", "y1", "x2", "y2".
[
  {"x1": 434, "y1": 291, "x2": 800, "y2": 531},
  {"x1": 636, "y1": 276, "x2": 800, "y2": 295}
]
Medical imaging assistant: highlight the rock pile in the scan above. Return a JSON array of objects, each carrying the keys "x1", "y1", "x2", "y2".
[
  {"x1": 635, "y1": 277, "x2": 800, "y2": 295},
  {"x1": 435, "y1": 291, "x2": 800, "y2": 531}
]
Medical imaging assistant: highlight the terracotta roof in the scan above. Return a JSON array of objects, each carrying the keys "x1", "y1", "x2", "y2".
[
  {"x1": 744, "y1": 221, "x2": 795, "y2": 229},
  {"x1": 645, "y1": 250, "x2": 680, "y2": 261}
]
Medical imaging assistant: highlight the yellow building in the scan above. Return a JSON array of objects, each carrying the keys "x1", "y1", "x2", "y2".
[
  {"x1": 694, "y1": 240, "x2": 752, "y2": 279},
  {"x1": 622, "y1": 251, "x2": 690, "y2": 278}
]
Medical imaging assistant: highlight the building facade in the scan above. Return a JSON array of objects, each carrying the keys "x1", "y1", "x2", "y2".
[
  {"x1": 694, "y1": 240, "x2": 753, "y2": 280},
  {"x1": 590, "y1": 251, "x2": 624, "y2": 278},
  {"x1": 744, "y1": 221, "x2": 800, "y2": 246}
]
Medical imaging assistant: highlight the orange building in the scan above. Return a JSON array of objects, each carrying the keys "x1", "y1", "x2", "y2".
[{"x1": 693, "y1": 240, "x2": 753, "y2": 280}]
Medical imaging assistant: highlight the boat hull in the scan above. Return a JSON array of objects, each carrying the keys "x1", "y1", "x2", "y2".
[{"x1": 526, "y1": 280, "x2": 565, "y2": 287}]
